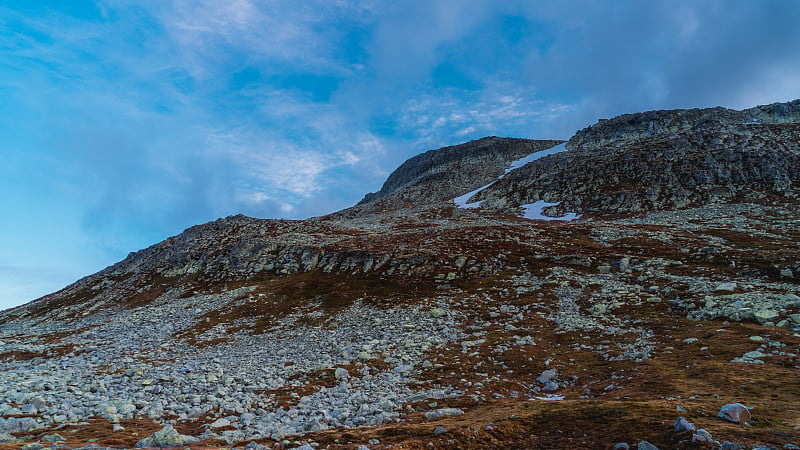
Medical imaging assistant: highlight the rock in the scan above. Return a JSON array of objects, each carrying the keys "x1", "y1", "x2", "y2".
[
  {"x1": 749, "y1": 336, "x2": 766, "y2": 342},
  {"x1": 41, "y1": 433, "x2": 67, "y2": 443},
  {"x1": 430, "y1": 308, "x2": 446, "y2": 318},
  {"x1": 780, "y1": 268, "x2": 794, "y2": 278},
  {"x1": 357, "y1": 446, "x2": 370, "y2": 450},
  {"x1": 718, "y1": 403, "x2": 752, "y2": 423},
  {"x1": 134, "y1": 424, "x2": 200, "y2": 448},
  {"x1": 612, "y1": 444, "x2": 629, "y2": 450},
  {"x1": 598, "y1": 264, "x2": 612, "y2": 274},
  {"x1": 743, "y1": 350, "x2": 767, "y2": 359},
  {"x1": 718, "y1": 442, "x2": 743, "y2": 450},
  {"x1": 394, "y1": 364, "x2": 414, "y2": 375},
  {"x1": 424, "y1": 408, "x2": 465, "y2": 420},
  {"x1": 0, "y1": 434, "x2": 18, "y2": 444},
  {"x1": 715, "y1": 282, "x2": 738, "y2": 292},
  {"x1": 537, "y1": 369, "x2": 559, "y2": 384},
  {"x1": 674, "y1": 416, "x2": 696, "y2": 432},
  {"x1": 20, "y1": 444, "x2": 44, "y2": 450},
  {"x1": 754, "y1": 309, "x2": 780, "y2": 324},
  {"x1": 209, "y1": 418, "x2": 231, "y2": 428},
  {"x1": 434, "y1": 426, "x2": 448, "y2": 436},
  {"x1": 692, "y1": 429, "x2": 714, "y2": 443},
  {"x1": 334, "y1": 367, "x2": 349, "y2": 381},
  {"x1": 637, "y1": 441, "x2": 659, "y2": 450}
]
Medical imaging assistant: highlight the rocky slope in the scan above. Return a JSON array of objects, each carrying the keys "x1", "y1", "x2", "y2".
[
  {"x1": 1, "y1": 100, "x2": 799, "y2": 450},
  {"x1": 357, "y1": 137, "x2": 562, "y2": 207},
  {"x1": 473, "y1": 101, "x2": 800, "y2": 216}
]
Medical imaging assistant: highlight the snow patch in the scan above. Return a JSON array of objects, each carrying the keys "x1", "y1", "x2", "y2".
[
  {"x1": 520, "y1": 200, "x2": 580, "y2": 221},
  {"x1": 453, "y1": 143, "x2": 569, "y2": 209}
]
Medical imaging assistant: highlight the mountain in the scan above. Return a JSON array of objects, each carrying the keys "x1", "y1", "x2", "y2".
[{"x1": 1, "y1": 101, "x2": 799, "y2": 450}]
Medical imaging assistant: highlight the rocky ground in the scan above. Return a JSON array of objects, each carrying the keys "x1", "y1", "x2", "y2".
[
  {"x1": 1, "y1": 101, "x2": 799, "y2": 449},
  {"x1": 1, "y1": 198, "x2": 799, "y2": 449}
]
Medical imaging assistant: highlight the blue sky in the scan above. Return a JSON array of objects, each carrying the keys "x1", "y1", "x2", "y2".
[{"x1": 1, "y1": 0, "x2": 799, "y2": 310}]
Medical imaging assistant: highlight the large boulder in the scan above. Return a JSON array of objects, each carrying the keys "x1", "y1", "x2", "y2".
[
  {"x1": 135, "y1": 424, "x2": 199, "y2": 448},
  {"x1": 718, "y1": 403, "x2": 752, "y2": 424}
]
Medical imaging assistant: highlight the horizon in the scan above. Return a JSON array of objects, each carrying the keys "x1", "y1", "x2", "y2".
[{"x1": 2, "y1": 0, "x2": 800, "y2": 310}]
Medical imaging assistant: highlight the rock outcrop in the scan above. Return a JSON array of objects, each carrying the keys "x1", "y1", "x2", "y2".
[
  {"x1": 358, "y1": 136, "x2": 563, "y2": 206},
  {"x1": 474, "y1": 101, "x2": 800, "y2": 216}
]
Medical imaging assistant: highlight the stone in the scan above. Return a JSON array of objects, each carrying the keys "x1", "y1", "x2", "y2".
[
  {"x1": 780, "y1": 268, "x2": 794, "y2": 278},
  {"x1": 691, "y1": 429, "x2": 714, "y2": 443},
  {"x1": 715, "y1": 282, "x2": 737, "y2": 292},
  {"x1": 749, "y1": 336, "x2": 766, "y2": 342},
  {"x1": 20, "y1": 444, "x2": 44, "y2": 450},
  {"x1": 334, "y1": 367, "x2": 349, "y2": 381},
  {"x1": 674, "y1": 416, "x2": 696, "y2": 432},
  {"x1": 637, "y1": 441, "x2": 659, "y2": 450},
  {"x1": 754, "y1": 309, "x2": 780, "y2": 324},
  {"x1": 598, "y1": 264, "x2": 612, "y2": 274},
  {"x1": 612, "y1": 444, "x2": 630, "y2": 450},
  {"x1": 718, "y1": 403, "x2": 752, "y2": 424},
  {"x1": 41, "y1": 433, "x2": 67, "y2": 443},
  {"x1": 134, "y1": 424, "x2": 200, "y2": 448},
  {"x1": 209, "y1": 418, "x2": 231, "y2": 428},
  {"x1": 718, "y1": 442, "x2": 743, "y2": 450},
  {"x1": 0, "y1": 434, "x2": 19, "y2": 444},
  {"x1": 424, "y1": 408, "x2": 465, "y2": 420},
  {"x1": 430, "y1": 308, "x2": 446, "y2": 318},
  {"x1": 434, "y1": 426, "x2": 448, "y2": 436}
]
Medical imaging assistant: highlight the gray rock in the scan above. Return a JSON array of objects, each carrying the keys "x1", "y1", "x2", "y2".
[
  {"x1": 755, "y1": 309, "x2": 780, "y2": 324},
  {"x1": 718, "y1": 442, "x2": 742, "y2": 450},
  {"x1": 424, "y1": 408, "x2": 465, "y2": 420},
  {"x1": 692, "y1": 429, "x2": 714, "y2": 443},
  {"x1": 715, "y1": 282, "x2": 738, "y2": 292},
  {"x1": 434, "y1": 426, "x2": 448, "y2": 436},
  {"x1": 637, "y1": 441, "x2": 659, "y2": 450},
  {"x1": 718, "y1": 403, "x2": 752, "y2": 424},
  {"x1": 0, "y1": 433, "x2": 19, "y2": 444},
  {"x1": 674, "y1": 416, "x2": 696, "y2": 432},
  {"x1": 612, "y1": 444, "x2": 629, "y2": 450},
  {"x1": 780, "y1": 268, "x2": 794, "y2": 278},
  {"x1": 20, "y1": 444, "x2": 45, "y2": 450},
  {"x1": 334, "y1": 367, "x2": 349, "y2": 381},
  {"x1": 41, "y1": 433, "x2": 67, "y2": 443},
  {"x1": 134, "y1": 424, "x2": 199, "y2": 448}
]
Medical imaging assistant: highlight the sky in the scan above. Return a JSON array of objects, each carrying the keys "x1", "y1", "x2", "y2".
[{"x1": 1, "y1": 0, "x2": 799, "y2": 310}]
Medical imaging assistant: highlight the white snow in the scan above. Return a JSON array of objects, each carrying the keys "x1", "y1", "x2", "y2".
[
  {"x1": 453, "y1": 182, "x2": 494, "y2": 208},
  {"x1": 520, "y1": 200, "x2": 580, "y2": 221},
  {"x1": 504, "y1": 142, "x2": 568, "y2": 174},
  {"x1": 453, "y1": 143, "x2": 569, "y2": 209}
]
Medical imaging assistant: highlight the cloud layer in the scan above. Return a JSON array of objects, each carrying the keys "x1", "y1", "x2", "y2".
[{"x1": 1, "y1": 0, "x2": 798, "y2": 309}]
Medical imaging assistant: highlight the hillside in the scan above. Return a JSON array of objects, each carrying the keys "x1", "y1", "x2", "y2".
[{"x1": 1, "y1": 101, "x2": 799, "y2": 450}]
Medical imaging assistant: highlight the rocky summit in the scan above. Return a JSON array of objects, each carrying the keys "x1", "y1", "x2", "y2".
[{"x1": 1, "y1": 100, "x2": 800, "y2": 450}]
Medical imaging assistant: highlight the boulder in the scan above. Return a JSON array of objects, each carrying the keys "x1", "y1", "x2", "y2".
[
  {"x1": 637, "y1": 441, "x2": 659, "y2": 450},
  {"x1": 754, "y1": 309, "x2": 780, "y2": 324},
  {"x1": 718, "y1": 403, "x2": 751, "y2": 423},
  {"x1": 691, "y1": 429, "x2": 714, "y2": 443},
  {"x1": 674, "y1": 416, "x2": 696, "y2": 432},
  {"x1": 135, "y1": 424, "x2": 200, "y2": 448},
  {"x1": 424, "y1": 408, "x2": 464, "y2": 420}
]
